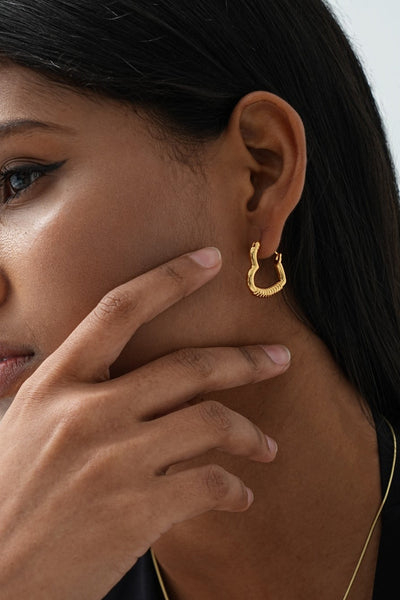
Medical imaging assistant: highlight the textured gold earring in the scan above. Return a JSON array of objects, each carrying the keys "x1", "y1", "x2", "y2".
[{"x1": 247, "y1": 242, "x2": 287, "y2": 297}]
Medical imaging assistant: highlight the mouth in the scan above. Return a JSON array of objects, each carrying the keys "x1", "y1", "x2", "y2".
[{"x1": 0, "y1": 345, "x2": 35, "y2": 398}]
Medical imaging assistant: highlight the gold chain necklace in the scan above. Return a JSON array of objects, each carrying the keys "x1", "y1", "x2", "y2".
[{"x1": 151, "y1": 418, "x2": 397, "y2": 600}]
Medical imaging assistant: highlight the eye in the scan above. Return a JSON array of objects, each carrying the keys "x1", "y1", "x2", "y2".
[
  {"x1": 0, "y1": 161, "x2": 65, "y2": 205},
  {"x1": 8, "y1": 169, "x2": 42, "y2": 195}
]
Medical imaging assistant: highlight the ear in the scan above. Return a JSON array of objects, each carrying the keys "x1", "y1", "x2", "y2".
[{"x1": 226, "y1": 91, "x2": 307, "y2": 258}]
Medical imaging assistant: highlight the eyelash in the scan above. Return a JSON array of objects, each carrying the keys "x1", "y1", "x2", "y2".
[{"x1": 0, "y1": 161, "x2": 65, "y2": 205}]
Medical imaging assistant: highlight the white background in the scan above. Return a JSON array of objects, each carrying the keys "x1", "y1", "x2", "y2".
[{"x1": 328, "y1": 0, "x2": 400, "y2": 183}]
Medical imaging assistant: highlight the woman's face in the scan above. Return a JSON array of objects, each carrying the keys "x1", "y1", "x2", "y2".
[{"x1": 0, "y1": 64, "x2": 261, "y2": 416}]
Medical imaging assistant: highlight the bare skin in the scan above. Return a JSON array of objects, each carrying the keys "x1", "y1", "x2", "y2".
[{"x1": 0, "y1": 65, "x2": 380, "y2": 599}]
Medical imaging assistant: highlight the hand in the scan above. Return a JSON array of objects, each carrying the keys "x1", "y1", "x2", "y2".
[{"x1": 0, "y1": 247, "x2": 290, "y2": 600}]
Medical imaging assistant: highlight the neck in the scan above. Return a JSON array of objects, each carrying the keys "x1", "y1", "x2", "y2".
[{"x1": 152, "y1": 312, "x2": 382, "y2": 600}]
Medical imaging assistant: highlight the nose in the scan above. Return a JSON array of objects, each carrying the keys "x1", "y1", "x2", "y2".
[{"x1": 0, "y1": 269, "x2": 8, "y2": 305}]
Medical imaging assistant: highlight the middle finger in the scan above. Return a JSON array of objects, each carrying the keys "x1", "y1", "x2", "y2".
[{"x1": 102, "y1": 344, "x2": 291, "y2": 420}]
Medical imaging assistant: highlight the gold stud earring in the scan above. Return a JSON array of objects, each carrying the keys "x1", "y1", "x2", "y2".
[{"x1": 247, "y1": 242, "x2": 287, "y2": 298}]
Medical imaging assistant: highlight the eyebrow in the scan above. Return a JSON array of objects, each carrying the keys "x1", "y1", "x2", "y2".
[{"x1": 0, "y1": 119, "x2": 76, "y2": 140}]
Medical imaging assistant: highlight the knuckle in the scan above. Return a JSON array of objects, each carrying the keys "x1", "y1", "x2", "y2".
[
  {"x1": 238, "y1": 346, "x2": 265, "y2": 376},
  {"x1": 16, "y1": 376, "x2": 45, "y2": 403},
  {"x1": 16, "y1": 371, "x2": 65, "y2": 409},
  {"x1": 93, "y1": 289, "x2": 139, "y2": 325},
  {"x1": 56, "y1": 401, "x2": 86, "y2": 436},
  {"x1": 198, "y1": 401, "x2": 232, "y2": 433},
  {"x1": 160, "y1": 263, "x2": 185, "y2": 285},
  {"x1": 54, "y1": 391, "x2": 100, "y2": 439},
  {"x1": 173, "y1": 348, "x2": 214, "y2": 379},
  {"x1": 42, "y1": 406, "x2": 87, "y2": 457},
  {"x1": 203, "y1": 464, "x2": 231, "y2": 501}
]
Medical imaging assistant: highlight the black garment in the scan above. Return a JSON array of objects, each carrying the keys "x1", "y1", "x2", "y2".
[
  {"x1": 103, "y1": 415, "x2": 400, "y2": 600},
  {"x1": 103, "y1": 551, "x2": 163, "y2": 600},
  {"x1": 372, "y1": 414, "x2": 400, "y2": 598}
]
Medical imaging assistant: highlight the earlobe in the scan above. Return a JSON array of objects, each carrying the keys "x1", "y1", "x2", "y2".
[{"x1": 232, "y1": 91, "x2": 307, "y2": 259}]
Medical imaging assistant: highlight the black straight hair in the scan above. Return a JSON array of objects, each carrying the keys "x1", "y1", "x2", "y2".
[{"x1": 1, "y1": 0, "x2": 400, "y2": 421}]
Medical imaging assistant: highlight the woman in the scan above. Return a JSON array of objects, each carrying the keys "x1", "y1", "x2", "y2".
[{"x1": 0, "y1": 0, "x2": 399, "y2": 598}]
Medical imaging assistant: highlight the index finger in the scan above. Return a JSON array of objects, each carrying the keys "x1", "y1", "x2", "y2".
[{"x1": 49, "y1": 247, "x2": 222, "y2": 382}]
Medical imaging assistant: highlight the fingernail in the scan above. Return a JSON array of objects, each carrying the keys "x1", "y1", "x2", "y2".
[
  {"x1": 188, "y1": 247, "x2": 222, "y2": 268},
  {"x1": 246, "y1": 487, "x2": 254, "y2": 507},
  {"x1": 261, "y1": 345, "x2": 291, "y2": 366},
  {"x1": 265, "y1": 435, "x2": 278, "y2": 455}
]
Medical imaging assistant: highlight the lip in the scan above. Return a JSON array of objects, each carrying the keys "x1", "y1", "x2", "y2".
[{"x1": 0, "y1": 345, "x2": 35, "y2": 398}]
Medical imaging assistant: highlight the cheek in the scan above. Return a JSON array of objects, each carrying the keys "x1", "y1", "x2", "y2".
[
  {"x1": 6, "y1": 214, "x2": 138, "y2": 355},
  {"x1": 3, "y1": 160, "x2": 204, "y2": 358},
  {"x1": 9, "y1": 200, "x2": 155, "y2": 354}
]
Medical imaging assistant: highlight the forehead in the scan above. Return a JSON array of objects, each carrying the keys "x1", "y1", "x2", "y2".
[
  {"x1": 0, "y1": 64, "x2": 82, "y2": 118},
  {"x1": 0, "y1": 63, "x2": 138, "y2": 137}
]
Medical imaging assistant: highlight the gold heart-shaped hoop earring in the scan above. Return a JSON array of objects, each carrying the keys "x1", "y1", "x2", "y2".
[{"x1": 247, "y1": 242, "x2": 287, "y2": 298}]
